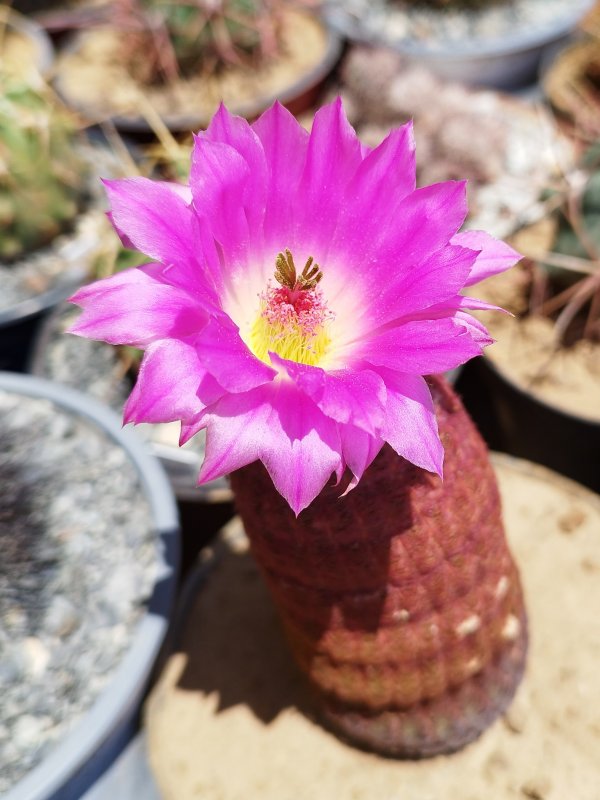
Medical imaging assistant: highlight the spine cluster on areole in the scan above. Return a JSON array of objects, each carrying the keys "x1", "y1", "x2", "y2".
[{"x1": 230, "y1": 376, "x2": 527, "y2": 757}]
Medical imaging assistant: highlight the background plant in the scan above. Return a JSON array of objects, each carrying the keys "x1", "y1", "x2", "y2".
[
  {"x1": 0, "y1": 80, "x2": 85, "y2": 261},
  {"x1": 518, "y1": 141, "x2": 600, "y2": 347}
]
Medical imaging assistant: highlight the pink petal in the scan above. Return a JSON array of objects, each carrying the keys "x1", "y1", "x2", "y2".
[
  {"x1": 376, "y1": 370, "x2": 443, "y2": 476},
  {"x1": 380, "y1": 181, "x2": 468, "y2": 264},
  {"x1": 328, "y1": 123, "x2": 416, "y2": 259},
  {"x1": 363, "y1": 244, "x2": 478, "y2": 328},
  {"x1": 271, "y1": 354, "x2": 387, "y2": 437},
  {"x1": 194, "y1": 316, "x2": 276, "y2": 392},
  {"x1": 198, "y1": 383, "x2": 342, "y2": 515},
  {"x1": 251, "y1": 102, "x2": 309, "y2": 249},
  {"x1": 420, "y1": 296, "x2": 501, "y2": 344},
  {"x1": 295, "y1": 98, "x2": 365, "y2": 253},
  {"x1": 452, "y1": 230, "x2": 522, "y2": 286},
  {"x1": 69, "y1": 268, "x2": 208, "y2": 346},
  {"x1": 203, "y1": 104, "x2": 268, "y2": 233},
  {"x1": 124, "y1": 338, "x2": 224, "y2": 424},
  {"x1": 338, "y1": 426, "x2": 384, "y2": 494},
  {"x1": 331, "y1": 182, "x2": 469, "y2": 309},
  {"x1": 353, "y1": 317, "x2": 484, "y2": 374},
  {"x1": 189, "y1": 137, "x2": 253, "y2": 264},
  {"x1": 103, "y1": 177, "x2": 203, "y2": 276}
]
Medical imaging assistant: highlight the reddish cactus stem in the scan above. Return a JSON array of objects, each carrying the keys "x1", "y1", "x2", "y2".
[{"x1": 230, "y1": 375, "x2": 527, "y2": 757}]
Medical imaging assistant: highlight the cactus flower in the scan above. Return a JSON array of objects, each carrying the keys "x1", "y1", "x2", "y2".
[{"x1": 69, "y1": 99, "x2": 519, "y2": 514}]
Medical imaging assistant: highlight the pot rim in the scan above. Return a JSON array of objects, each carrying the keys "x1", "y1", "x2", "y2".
[
  {"x1": 481, "y1": 349, "x2": 600, "y2": 428},
  {"x1": 325, "y1": 0, "x2": 595, "y2": 61},
  {"x1": 0, "y1": 372, "x2": 180, "y2": 800}
]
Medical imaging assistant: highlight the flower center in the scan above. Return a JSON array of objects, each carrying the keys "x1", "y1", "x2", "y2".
[{"x1": 249, "y1": 249, "x2": 334, "y2": 367}]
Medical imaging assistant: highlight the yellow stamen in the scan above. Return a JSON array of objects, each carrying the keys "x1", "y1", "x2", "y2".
[{"x1": 249, "y1": 297, "x2": 331, "y2": 366}]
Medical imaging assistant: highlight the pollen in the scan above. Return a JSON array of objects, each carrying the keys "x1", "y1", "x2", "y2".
[{"x1": 249, "y1": 250, "x2": 334, "y2": 367}]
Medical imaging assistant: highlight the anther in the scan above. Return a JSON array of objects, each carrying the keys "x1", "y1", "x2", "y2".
[{"x1": 275, "y1": 249, "x2": 323, "y2": 291}]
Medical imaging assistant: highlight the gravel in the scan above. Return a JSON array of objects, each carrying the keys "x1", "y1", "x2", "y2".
[
  {"x1": 324, "y1": 0, "x2": 594, "y2": 52},
  {"x1": 0, "y1": 389, "x2": 157, "y2": 795}
]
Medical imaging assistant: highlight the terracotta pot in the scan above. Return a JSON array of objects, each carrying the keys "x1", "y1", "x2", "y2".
[{"x1": 230, "y1": 376, "x2": 527, "y2": 757}]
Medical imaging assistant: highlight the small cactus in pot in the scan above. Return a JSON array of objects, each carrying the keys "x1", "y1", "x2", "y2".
[
  {"x1": 105, "y1": 0, "x2": 285, "y2": 85},
  {"x1": 0, "y1": 80, "x2": 85, "y2": 262},
  {"x1": 68, "y1": 99, "x2": 527, "y2": 758},
  {"x1": 516, "y1": 141, "x2": 600, "y2": 345}
]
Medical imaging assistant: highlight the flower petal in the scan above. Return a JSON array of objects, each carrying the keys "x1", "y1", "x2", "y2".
[
  {"x1": 328, "y1": 122, "x2": 416, "y2": 259},
  {"x1": 326, "y1": 182, "x2": 469, "y2": 326},
  {"x1": 251, "y1": 102, "x2": 309, "y2": 249},
  {"x1": 103, "y1": 178, "x2": 204, "y2": 276},
  {"x1": 198, "y1": 382, "x2": 342, "y2": 515},
  {"x1": 203, "y1": 104, "x2": 268, "y2": 233},
  {"x1": 190, "y1": 137, "x2": 252, "y2": 263},
  {"x1": 124, "y1": 337, "x2": 224, "y2": 424},
  {"x1": 359, "y1": 244, "x2": 478, "y2": 331},
  {"x1": 375, "y1": 370, "x2": 443, "y2": 476},
  {"x1": 452, "y1": 229, "x2": 522, "y2": 286},
  {"x1": 194, "y1": 315, "x2": 276, "y2": 392},
  {"x1": 352, "y1": 317, "x2": 484, "y2": 374},
  {"x1": 271, "y1": 354, "x2": 387, "y2": 436},
  {"x1": 295, "y1": 98, "x2": 365, "y2": 253},
  {"x1": 69, "y1": 267, "x2": 208, "y2": 347},
  {"x1": 338, "y1": 426, "x2": 385, "y2": 494}
]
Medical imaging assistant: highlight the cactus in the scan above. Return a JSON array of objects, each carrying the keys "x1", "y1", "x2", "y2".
[
  {"x1": 113, "y1": 0, "x2": 284, "y2": 85},
  {"x1": 231, "y1": 376, "x2": 527, "y2": 757},
  {"x1": 0, "y1": 82, "x2": 84, "y2": 261},
  {"x1": 517, "y1": 142, "x2": 600, "y2": 344}
]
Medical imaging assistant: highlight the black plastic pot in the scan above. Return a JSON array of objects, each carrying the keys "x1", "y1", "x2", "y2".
[
  {"x1": 0, "y1": 283, "x2": 80, "y2": 373},
  {"x1": 0, "y1": 372, "x2": 180, "y2": 800},
  {"x1": 456, "y1": 355, "x2": 600, "y2": 495}
]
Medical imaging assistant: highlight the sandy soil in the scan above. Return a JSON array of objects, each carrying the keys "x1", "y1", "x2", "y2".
[
  {"x1": 146, "y1": 455, "x2": 600, "y2": 800},
  {"x1": 471, "y1": 251, "x2": 600, "y2": 422}
]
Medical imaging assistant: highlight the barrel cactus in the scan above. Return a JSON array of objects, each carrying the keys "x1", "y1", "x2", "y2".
[
  {"x1": 0, "y1": 82, "x2": 84, "y2": 262},
  {"x1": 116, "y1": 0, "x2": 283, "y2": 85},
  {"x1": 231, "y1": 376, "x2": 527, "y2": 756}
]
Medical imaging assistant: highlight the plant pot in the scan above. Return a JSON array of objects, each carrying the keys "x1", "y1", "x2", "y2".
[
  {"x1": 0, "y1": 372, "x2": 180, "y2": 800},
  {"x1": 1, "y1": 6, "x2": 55, "y2": 78},
  {"x1": 456, "y1": 353, "x2": 600, "y2": 494},
  {"x1": 29, "y1": 302, "x2": 235, "y2": 570},
  {"x1": 542, "y1": 37, "x2": 600, "y2": 142},
  {"x1": 453, "y1": 230, "x2": 600, "y2": 495},
  {"x1": 53, "y1": 10, "x2": 343, "y2": 134},
  {"x1": 325, "y1": 0, "x2": 595, "y2": 89},
  {"x1": 145, "y1": 454, "x2": 600, "y2": 799},
  {"x1": 0, "y1": 141, "x2": 124, "y2": 373}
]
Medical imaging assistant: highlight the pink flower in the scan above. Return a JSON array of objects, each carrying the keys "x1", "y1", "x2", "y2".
[{"x1": 69, "y1": 99, "x2": 519, "y2": 514}]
